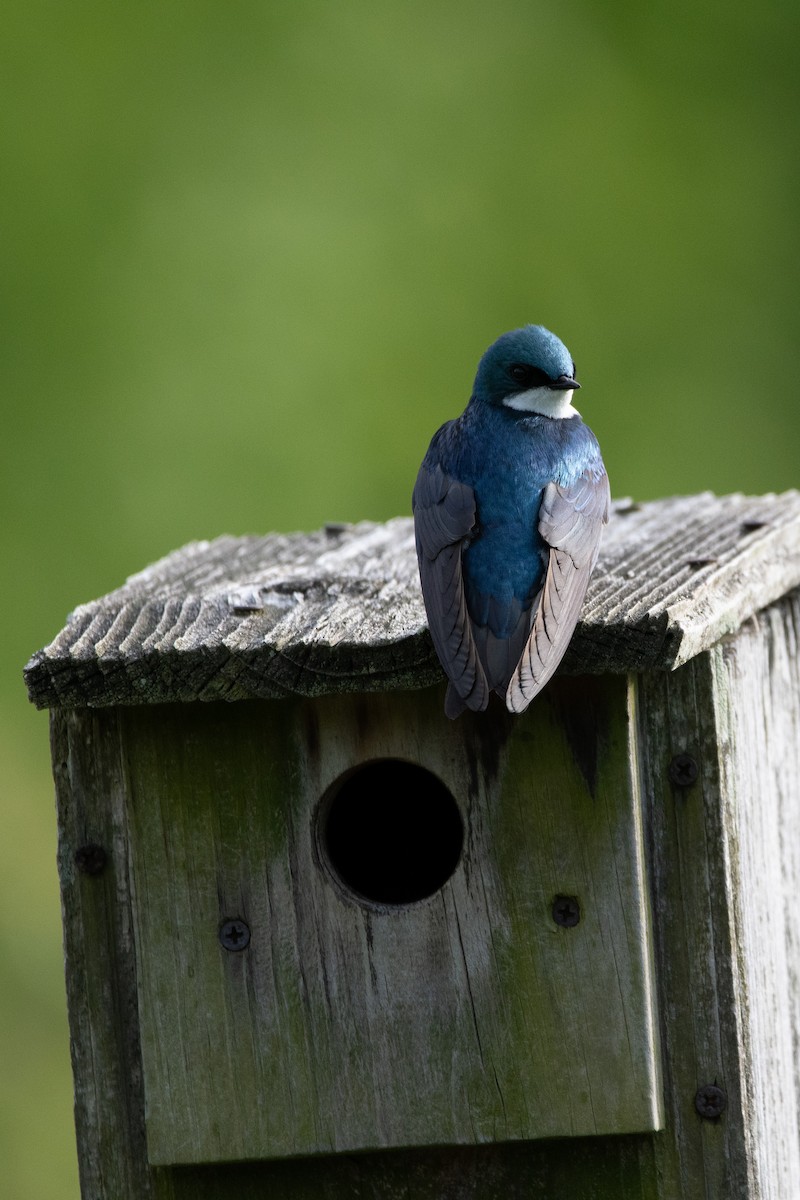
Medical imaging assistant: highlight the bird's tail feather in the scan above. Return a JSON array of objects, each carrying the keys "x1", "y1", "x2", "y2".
[
  {"x1": 472, "y1": 597, "x2": 536, "y2": 697},
  {"x1": 445, "y1": 683, "x2": 468, "y2": 719}
]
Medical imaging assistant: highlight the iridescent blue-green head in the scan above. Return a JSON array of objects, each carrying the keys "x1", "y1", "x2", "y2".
[{"x1": 472, "y1": 325, "x2": 580, "y2": 418}]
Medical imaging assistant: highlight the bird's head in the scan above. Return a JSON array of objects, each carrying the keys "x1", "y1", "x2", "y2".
[{"x1": 472, "y1": 325, "x2": 581, "y2": 418}]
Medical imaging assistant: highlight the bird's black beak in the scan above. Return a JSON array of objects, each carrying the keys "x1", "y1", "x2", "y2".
[{"x1": 550, "y1": 374, "x2": 580, "y2": 390}]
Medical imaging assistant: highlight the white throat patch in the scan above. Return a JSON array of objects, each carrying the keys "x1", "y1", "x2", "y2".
[{"x1": 503, "y1": 385, "x2": 579, "y2": 419}]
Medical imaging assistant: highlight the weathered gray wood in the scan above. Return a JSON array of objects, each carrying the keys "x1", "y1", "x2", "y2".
[
  {"x1": 50, "y1": 594, "x2": 800, "y2": 1197},
  {"x1": 712, "y1": 594, "x2": 800, "y2": 1196},
  {"x1": 52, "y1": 694, "x2": 662, "y2": 1200},
  {"x1": 24, "y1": 490, "x2": 800, "y2": 709},
  {"x1": 122, "y1": 678, "x2": 660, "y2": 1164},
  {"x1": 636, "y1": 589, "x2": 800, "y2": 1196},
  {"x1": 51, "y1": 708, "x2": 156, "y2": 1200},
  {"x1": 39, "y1": 493, "x2": 800, "y2": 1198},
  {"x1": 638, "y1": 656, "x2": 749, "y2": 1195}
]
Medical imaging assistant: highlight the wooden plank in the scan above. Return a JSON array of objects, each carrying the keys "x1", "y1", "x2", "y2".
[
  {"x1": 121, "y1": 678, "x2": 661, "y2": 1164},
  {"x1": 57, "y1": 596, "x2": 800, "y2": 1195},
  {"x1": 24, "y1": 491, "x2": 800, "y2": 709},
  {"x1": 636, "y1": 592, "x2": 800, "y2": 1195},
  {"x1": 159, "y1": 1137, "x2": 658, "y2": 1199},
  {"x1": 46, "y1": 590, "x2": 800, "y2": 1197},
  {"x1": 52, "y1": 701, "x2": 659, "y2": 1200},
  {"x1": 710, "y1": 593, "x2": 800, "y2": 1195},
  {"x1": 51, "y1": 708, "x2": 156, "y2": 1200},
  {"x1": 637, "y1": 657, "x2": 748, "y2": 1195}
]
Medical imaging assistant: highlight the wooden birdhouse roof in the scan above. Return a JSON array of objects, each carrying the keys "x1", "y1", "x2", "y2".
[{"x1": 24, "y1": 490, "x2": 800, "y2": 710}]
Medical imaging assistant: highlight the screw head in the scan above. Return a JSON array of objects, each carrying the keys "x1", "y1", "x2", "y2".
[
  {"x1": 695, "y1": 1084, "x2": 726, "y2": 1120},
  {"x1": 74, "y1": 844, "x2": 107, "y2": 876},
  {"x1": 219, "y1": 919, "x2": 250, "y2": 952},
  {"x1": 552, "y1": 895, "x2": 581, "y2": 928},
  {"x1": 669, "y1": 753, "x2": 699, "y2": 788}
]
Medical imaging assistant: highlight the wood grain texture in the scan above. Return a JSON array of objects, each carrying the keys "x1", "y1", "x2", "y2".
[
  {"x1": 24, "y1": 490, "x2": 800, "y2": 709},
  {"x1": 637, "y1": 592, "x2": 800, "y2": 1196},
  {"x1": 638, "y1": 656, "x2": 749, "y2": 1196},
  {"x1": 121, "y1": 679, "x2": 660, "y2": 1165},
  {"x1": 51, "y1": 708, "x2": 156, "y2": 1200},
  {"x1": 49, "y1": 597, "x2": 800, "y2": 1197},
  {"x1": 51, "y1": 694, "x2": 662, "y2": 1199},
  {"x1": 713, "y1": 593, "x2": 800, "y2": 1196}
]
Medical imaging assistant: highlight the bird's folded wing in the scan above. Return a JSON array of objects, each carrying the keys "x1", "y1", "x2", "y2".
[
  {"x1": 412, "y1": 461, "x2": 490, "y2": 712},
  {"x1": 506, "y1": 470, "x2": 610, "y2": 714}
]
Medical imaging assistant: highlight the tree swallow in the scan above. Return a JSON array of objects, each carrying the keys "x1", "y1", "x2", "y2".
[{"x1": 413, "y1": 325, "x2": 609, "y2": 718}]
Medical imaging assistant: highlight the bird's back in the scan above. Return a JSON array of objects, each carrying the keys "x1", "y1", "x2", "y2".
[
  {"x1": 434, "y1": 402, "x2": 601, "y2": 634},
  {"x1": 413, "y1": 325, "x2": 608, "y2": 718}
]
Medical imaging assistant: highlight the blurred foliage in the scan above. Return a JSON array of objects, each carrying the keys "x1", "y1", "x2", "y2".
[{"x1": 2, "y1": 1, "x2": 798, "y2": 1196}]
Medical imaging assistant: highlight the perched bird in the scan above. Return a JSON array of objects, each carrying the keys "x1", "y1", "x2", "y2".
[{"x1": 412, "y1": 325, "x2": 609, "y2": 718}]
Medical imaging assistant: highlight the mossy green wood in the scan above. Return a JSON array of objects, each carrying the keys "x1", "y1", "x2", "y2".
[
  {"x1": 51, "y1": 703, "x2": 657, "y2": 1200},
  {"x1": 121, "y1": 675, "x2": 661, "y2": 1166}
]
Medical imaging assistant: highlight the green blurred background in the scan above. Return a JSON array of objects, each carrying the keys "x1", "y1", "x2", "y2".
[{"x1": 3, "y1": 1, "x2": 798, "y2": 1195}]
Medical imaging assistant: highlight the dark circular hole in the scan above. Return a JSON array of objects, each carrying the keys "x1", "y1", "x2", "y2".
[{"x1": 320, "y1": 759, "x2": 464, "y2": 906}]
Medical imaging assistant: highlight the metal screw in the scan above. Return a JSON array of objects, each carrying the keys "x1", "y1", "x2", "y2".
[
  {"x1": 695, "y1": 1084, "x2": 726, "y2": 1120},
  {"x1": 74, "y1": 844, "x2": 107, "y2": 876},
  {"x1": 669, "y1": 753, "x2": 699, "y2": 788},
  {"x1": 219, "y1": 919, "x2": 251, "y2": 952},
  {"x1": 552, "y1": 895, "x2": 581, "y2": 928}
]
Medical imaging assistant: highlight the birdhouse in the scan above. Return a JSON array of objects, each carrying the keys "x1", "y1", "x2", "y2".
[{"x1": 25, "y1": 490, "x2": 800, "y2": 1199}]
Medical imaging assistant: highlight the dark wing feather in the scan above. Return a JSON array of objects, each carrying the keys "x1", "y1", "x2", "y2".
[
  {"x1": 471, "y1": 593, "x2": 531, "y2": 698},
  {"x1": 412, "y1": 461, "x2": 490, "y2": 715},
  {"x1": 506, "y1": 470, "x2": 610, "y2": 714}
]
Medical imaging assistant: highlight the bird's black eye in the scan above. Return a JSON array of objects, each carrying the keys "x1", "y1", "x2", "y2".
[
  {"x1": 571, "y1": 360, "x2": 578, "y2": 379},
  {"x1": 508, "y1": 363, "x2": 551, "y2": 388}
]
